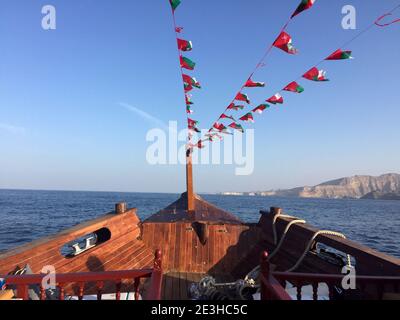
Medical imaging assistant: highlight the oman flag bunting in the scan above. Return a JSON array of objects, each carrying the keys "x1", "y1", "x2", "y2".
[
  {"x1": 235, "y1": 93, "x2": 250, "y2": 104},
  {"x1": 302, "y1": 67, "x2": 329, "y2": 81},
  {"x1": 267, "y1": 94, "x2": 284, "y2": 104},
  {"x1": 227, "y1": 103, "x2": 245, "y2": 111},
  {"x1": 291, "y1": 0, "x2": 316, "y2": 19},
  {"x1": 284, "y1": 81, "x2": 304, "y2": 93},
  {"x1": 177, "y1": 38, "x2": 193, "y2": 52},
  {"x1": 245, "y1": 78, "x2": 265, "y2": 88},
  {"x1": 240, "y1": 113, "x2": 255, "y2": 123},
  {"x1": 252, "y1": 104, "x2": 269, "y2": 114},
  {"x1": 180, "y1": 56, "x2": 196, "y2": 70},
  {"x1": 229, "y1": 123, "x2": 244, "y2": 133},
  {"x1": 325, "y1": 49, "x2": 353, "y2": 60},
  {"x1": 273, "y1": 32, "x2": 298, "y2": 54}
]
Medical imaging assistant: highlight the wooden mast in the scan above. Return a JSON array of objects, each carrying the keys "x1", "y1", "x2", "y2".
[{"x1": 186, "y1": 150, "x2": 195, "y2": 212}]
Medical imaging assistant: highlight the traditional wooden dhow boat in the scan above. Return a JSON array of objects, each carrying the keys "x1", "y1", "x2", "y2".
[
  {"x1": 0, "y1": 156, "x2": 399, "y2": 301},
  {"x1": 1, "y1": 1, "x2": 400, "y2": 301}
]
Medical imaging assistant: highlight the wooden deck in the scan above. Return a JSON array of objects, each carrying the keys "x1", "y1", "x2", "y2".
[
  {"x1": 162, "y1": 272, "x2": 204, "y2": 300},
  {"x1": 144, "y1": 193, "x2": 244, "y2": 224},
  {"x1": 162, "y1": 272, "x2": 234, "y2": 300}
]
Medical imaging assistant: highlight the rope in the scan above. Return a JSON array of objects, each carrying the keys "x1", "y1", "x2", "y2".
[
  {"x1": 269, "y1": 209, "x2": 351, "y2": 272},
  {"x1": 269, "y1": 218, "x2": 306, "y2": 261},
  {"x1": 272, "y1": 213, "x2": 300, "y2": 245},
  {"x1": 285, "y1": 230, "x2": 349, "y2": 272}
]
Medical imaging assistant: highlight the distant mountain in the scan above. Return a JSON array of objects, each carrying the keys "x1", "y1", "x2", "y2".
[{"x1": 262, "y1": 173, "x2": 400, "y2": 199}]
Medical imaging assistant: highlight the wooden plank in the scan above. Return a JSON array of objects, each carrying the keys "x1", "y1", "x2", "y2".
[
  {"x1": 171, "y1": 272, "x2": 181, "y2": 300},
  {"x1": 178, "y1": 224, "x2": 187, "y2": 273},
  {"x1": 58, "y1": 235, "x2": 139, "y2": 273},
  {"x1": 168, "y1": 224, "x2": 176, "y2": 272},
  {"x1": 162, "y1": 223, "x2": 171, "y2": 272},
  {"x1": 178, "y1": 272, "x2": 188, "y2": 300},
  {"x1": 173, "y1": 224, "x2": 181, "y2": 272},
  {"x1": 191, "y1": 228, "x2": 199, "y2": 273},
  {"x1": 164, "y1": 273, "x2": 174, "y2": 300},
  {"x1": 0, "y1": 211, "x2": 140, "y2": 271},
  {"x1": 185, "y1": 225, "x2": 193, "y2": 272}
]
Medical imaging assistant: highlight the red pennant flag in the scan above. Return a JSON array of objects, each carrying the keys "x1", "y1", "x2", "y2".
[
  {"x1": 180, "y1": 56, "x2": 196, "y2": 70},
  {"x1": 235, "y1": 93, "x2": 250, "y2": 104},
  {"x1": 291, "y1": 0, "x2": 317, "y2": 19},
  {"x1": 325, "y1": 49, "x2": 353, "y2": 60},
  {"x1": 227, "y1": 103, "x2": 245, "y2": 111},
  {"x1": 188, "y1": 118, "x2": 199, "y2": 128},
  {"x1": 177, "y1": 38, "x2": 193, "y2": 52},
  {"x1": 184, "y1": 83, "x2": 193, "y2": 92},
  {"x1": 239, "y1": 113, "x2": 254, "y2": 123},
  {"x1": 213, "y1": 122, "x2": 227, "y2": 132},
  {"x1": 220, "y1": 114, "x2": 236, "y2": 121},
  {"x1": 273, "y1": 32, "x2": 298, "y2": 54},
  {"x1": 185, "y1": 94, "x2": 193, "y2": 105},
  {"x1": 196, "y1": 140, "x2": 205, "y2": 149},
  {"x1": 267, "y1": 94, "x2": 284, "y2": 105},
  {"x1": 252, "y1": 104, "x2": 269, "y2": 114},
  {"x1": 175, "y1": 27, "x2": 184, "y2": 33},
  {"x1": 302, "y1": 67, "x2": 329, "y2": 81},
  {"x1": 183, "y1": 74, "x2": 201, "y2": 89},
  {"x1": 228, "y1": 122, "x2": 244, "y2": 133},
  {"x1": 186, "y1": 105, "x2": 193, "y2": 114},
  {"x1": 245, "y1": 78, "x2": 265, "y2": 88},
  {"x1": 284, "y1": 81, "x2": 304, "y2": 93}
]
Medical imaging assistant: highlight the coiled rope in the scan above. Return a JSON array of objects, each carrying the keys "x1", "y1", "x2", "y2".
[{"x1": 270, "y1": 210, "x2": 352, "y2": 272}]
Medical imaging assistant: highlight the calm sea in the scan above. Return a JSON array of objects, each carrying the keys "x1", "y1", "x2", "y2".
[{"x1": 0, "y1": 189, "x2": 399, "y2": 258}]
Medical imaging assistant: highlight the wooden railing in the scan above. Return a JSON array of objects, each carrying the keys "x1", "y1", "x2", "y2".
[
  {"x1": 2, "y1": 250, "x2": 163, "y2": 300},
  {"x1": 260, "y1": 250, "x2": 400, "y2": 300},
  {"x1": 273, "y1": 271, "x2": 400, "y2": 300},
  {"x1": 260, "y1": 251, "x2": 292, "y2": 300}
]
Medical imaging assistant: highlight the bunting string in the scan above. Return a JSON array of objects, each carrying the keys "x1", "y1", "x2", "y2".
[
  {"x1": 375, "y1": 13, "x2": 400, "y2": 27},
  {"x1": 193, "y1": 0, "x2": 318, "y2": 146}
]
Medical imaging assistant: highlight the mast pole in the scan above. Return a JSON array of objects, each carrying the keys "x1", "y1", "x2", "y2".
[{"x1": 186, "y1": 149, "x2": 195, "y2": 211}]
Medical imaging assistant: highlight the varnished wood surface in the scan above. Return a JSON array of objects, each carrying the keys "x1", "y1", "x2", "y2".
[
  {"x1": 162, "y1": 272, "x2": 205, "y2": 300},
  {"x1": 259, "y1": 209, "x2": 400, "y2": 276},
  {"x1": 144, "y1": 193, "x2": 244, "y2": 224},
  {"x1": 0, "y1": 210, "x2": 154, "y2": 277},
  {"x1": 142, "y1": 222, "x2": 262, "y2": 276}
]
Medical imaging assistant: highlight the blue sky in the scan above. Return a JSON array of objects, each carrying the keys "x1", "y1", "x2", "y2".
[{"x1": 0, "y1": 0, "x2": 399, "y2": 193}]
